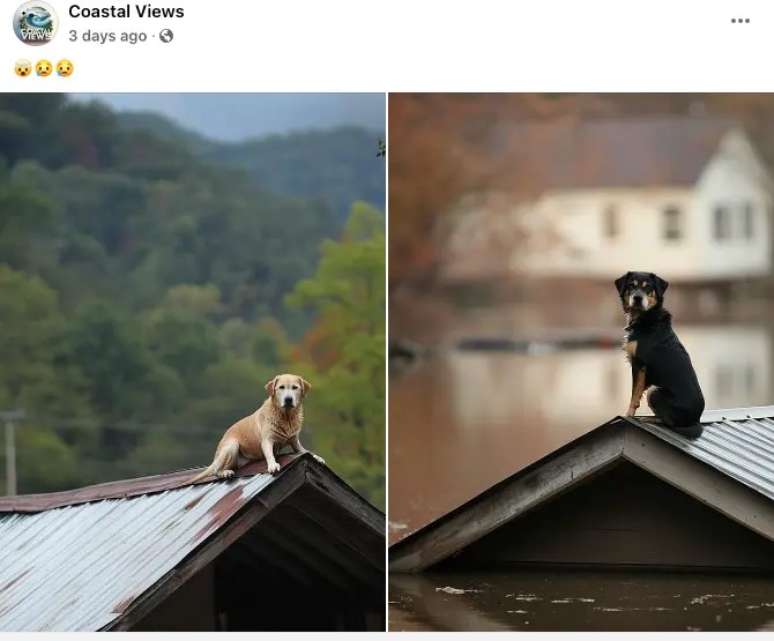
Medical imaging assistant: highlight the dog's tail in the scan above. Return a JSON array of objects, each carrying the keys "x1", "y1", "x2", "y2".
[{"x1": 188, "y1": 463, "x2": 217, "y2": 485}]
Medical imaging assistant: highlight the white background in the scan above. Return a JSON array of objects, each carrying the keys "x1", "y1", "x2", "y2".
[{"x1": 1, "y1": 0, "x2": 772, "y2": 92}]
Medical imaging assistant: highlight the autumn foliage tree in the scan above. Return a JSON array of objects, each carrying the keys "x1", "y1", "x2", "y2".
[{"x1": 287, "y1": 202, "x2": 385, "y2": 506}]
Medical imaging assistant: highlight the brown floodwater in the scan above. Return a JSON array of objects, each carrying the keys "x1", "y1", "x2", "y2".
[
  {"x1": 388, "y1": 321, "x2": 774, "y2": 631},
  {"x1": 390, "y1": 571, "x2": 774, "y2": 631}
]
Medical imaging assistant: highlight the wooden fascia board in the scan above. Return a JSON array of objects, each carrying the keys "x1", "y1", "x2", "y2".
[{"x1": 389, "y1": 426, "x2": 625, "y2": 573}]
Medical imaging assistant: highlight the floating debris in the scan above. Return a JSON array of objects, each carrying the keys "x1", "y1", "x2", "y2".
[
  {"x1": 513, "y1": 594, "x2": 541, "y2": 602},
  {"x1": 549, "y1": 597, "x2": 596, "y2": 604},
  {"x1": 506, "y1": 610, "x2": 528, "y2": 614},
  {"x1": 435, "y1": 586, "x2": 480, "y2": 595},
  {"x1": 690, "y1": 594, "x2": 734, "y2": 605}
]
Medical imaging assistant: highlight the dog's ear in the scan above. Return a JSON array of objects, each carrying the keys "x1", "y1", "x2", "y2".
[
  {"x1": 614, "y1": 272, "x2": 631, "y2": 297},
  {"x1": 264, "y1": 376, "x2": 278, "y2": 397},
  {"x1": 298, "y1": 377, "x2": 312, "y2": 396},
  {"x1": 651, "y1": 273, "x2": 669, "y2": 300}
]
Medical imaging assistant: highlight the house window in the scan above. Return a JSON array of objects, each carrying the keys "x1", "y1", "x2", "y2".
[
  {"x1": 662, "y1": 206, "x2": 682, "y2": 241},
  {"x1": 603, "y1": 204, "x2": 619, "y2": 239},
  {"x1": 743, "y1": 202, "x2": 755, "y2": 240},
  {"x1": 713, "y1": 205, "x2": 731, "y2": 240}
]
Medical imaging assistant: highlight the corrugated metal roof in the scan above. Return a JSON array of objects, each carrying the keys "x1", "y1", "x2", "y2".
[
  {"x1": 0, "y1": 457, "x2": 292, "y2": 631},
  {"x1": 627, "y1": 405, "x2": 774, "y2": 501},
  {"x1": 390, "y1": 406, "x2": 774, "y2": 572}
]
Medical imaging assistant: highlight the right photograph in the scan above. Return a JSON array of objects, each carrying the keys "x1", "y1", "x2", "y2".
[{"x1": 388, "y1": 94, "x2": 774, "y2": 631}]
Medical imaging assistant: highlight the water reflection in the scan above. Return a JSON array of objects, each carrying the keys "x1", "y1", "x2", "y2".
[
  {"x1": 389, "y1": 324, "x2": 772, "y2": 540},
  {"x1": 390, "y1": 571, "x2": 774, "y2": 631},
  {"x1": 449, "y1": 325, "x2": 771, "y2": 428}
]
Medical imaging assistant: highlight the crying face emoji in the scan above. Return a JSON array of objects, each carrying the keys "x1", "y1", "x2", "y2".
[
  {"x1": 14, "y1": 59, "x2": 32, "y2": 77},
  {"x1": 35, "y1": 59, "x2": 52, "y2": 77},
  {"x1": 56, "y1": 59, "x2": 73, "y2": 77}
]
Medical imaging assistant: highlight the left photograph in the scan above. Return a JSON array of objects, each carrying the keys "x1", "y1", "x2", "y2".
[{"x1": 0, "y1": 93, "x2": 386, "y2": 631}]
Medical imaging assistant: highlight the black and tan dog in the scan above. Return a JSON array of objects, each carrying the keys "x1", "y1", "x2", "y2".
[{"x1": 615, "y1": 271, "x2": 704, "y2": 438}]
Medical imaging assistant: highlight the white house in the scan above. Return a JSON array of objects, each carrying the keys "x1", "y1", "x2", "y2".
[{"x1": 441, "y1": 117, "x2": 774, "y2": 282}]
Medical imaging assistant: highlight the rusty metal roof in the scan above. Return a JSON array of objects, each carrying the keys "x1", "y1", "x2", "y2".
[
  {"x1": 0, "y1": 453, "x2": 385, "y2": 631},
  {"x1": 626, "y1": 406, "x2": 774, "y2": 501}
]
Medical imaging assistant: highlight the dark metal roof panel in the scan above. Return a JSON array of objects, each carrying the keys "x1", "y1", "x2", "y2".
[{"x1": 627, "y1": 406, "x2": 774, "y2": 501}]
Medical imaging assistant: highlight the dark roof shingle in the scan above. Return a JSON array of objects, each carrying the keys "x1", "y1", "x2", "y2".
[{"x1": 498, "y1": 116, "x2": 737, "y2": 190}]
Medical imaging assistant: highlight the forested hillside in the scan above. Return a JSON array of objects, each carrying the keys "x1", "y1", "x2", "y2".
[
  {"x1": 0, "y1": 95, "x2": 385, "y2": 506},
  {"x1": 121, "y1": 111, "x2": 385, "y2": 218}
]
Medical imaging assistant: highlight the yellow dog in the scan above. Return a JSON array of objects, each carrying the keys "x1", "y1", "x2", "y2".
[{"x1": 190, "y1": 373, "x2": 324, "y2": 482}]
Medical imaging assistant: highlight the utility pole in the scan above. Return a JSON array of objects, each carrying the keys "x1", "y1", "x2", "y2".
[{"x1": 1, "y1": 410, "x2": 25, "y2": 496}]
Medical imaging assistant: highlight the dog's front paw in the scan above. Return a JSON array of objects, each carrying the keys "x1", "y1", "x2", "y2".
[
  {"x1": 267, "y1": 461, "x2": 281, "y2": 475},
  {"x1": 625, "y1": 407, "x2": 637, "y2": 417},
  {"x1": 217, "y1": 469, "x2": 235, "y2": 479},
  {"x1": 312, "y1": 453, "x2": 326, "y2": 465}
]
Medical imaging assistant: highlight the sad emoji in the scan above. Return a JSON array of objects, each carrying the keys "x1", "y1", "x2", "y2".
[
  {"x1": 35, "y1": 59, "x2": 52, "y2": 77},
  {"x1": 56, "y1": 59, "x2": 73, "y2": 77}
]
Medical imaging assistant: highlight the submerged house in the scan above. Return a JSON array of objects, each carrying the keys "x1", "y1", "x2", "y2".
[
  {"x1": 440, "y1": 117, "x2": 774, "y2": 284},
  {"x1": 0, "y1": 453, "x2": 385, "y2": 631},
  {"x1": 390, "y1": 407, "x2": 774, "y2": 573}
]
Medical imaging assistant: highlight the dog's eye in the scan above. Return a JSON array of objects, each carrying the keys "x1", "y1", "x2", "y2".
[
  {"x1": 292, "y1": 385, "x2": 299, "y2": 390},
  {"x1": 278, "y1": 385, "x2": 285, "y2": 390}
]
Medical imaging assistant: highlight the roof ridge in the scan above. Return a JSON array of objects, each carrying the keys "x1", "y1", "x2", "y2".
[{"x1": 0, "y1": 453, "x2": 307, "y2": 514}]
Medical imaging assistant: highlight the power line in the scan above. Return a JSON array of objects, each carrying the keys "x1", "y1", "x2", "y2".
[
  {"x1": 1, "y1": 409, "x2": 25, "y2": 496},
  {"x1": 22, "y1": 414, "x2": 224, "y2": 436}
]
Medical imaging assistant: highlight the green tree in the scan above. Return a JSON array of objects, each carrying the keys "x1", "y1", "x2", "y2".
[
  {"x1": 286, "y1": 202, "x2": 385, "y2": 507},
  {"x1": 62, "y1": 302, "x2": 183, "y2": 427},
  {"x1": 0, "y1": 267, "x2": 93, "y2": 493}
]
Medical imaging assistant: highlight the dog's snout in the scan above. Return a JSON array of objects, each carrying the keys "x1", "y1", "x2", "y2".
[
  {"x1": 633, "y1": 294, "x2": 643, "y2": 303},
  {"x1": 283, "y1": 396, "x2": 294, "y2": 407}
]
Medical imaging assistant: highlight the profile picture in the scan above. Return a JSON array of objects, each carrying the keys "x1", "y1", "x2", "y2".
[{"x1": 13, "y1": 1, "x2": 58, "y2": 45}]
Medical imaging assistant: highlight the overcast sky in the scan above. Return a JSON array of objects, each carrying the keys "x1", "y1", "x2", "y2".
[{"x1": 74, "y1": 93, "x2": 385, "y2": 142}]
